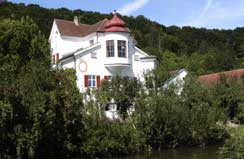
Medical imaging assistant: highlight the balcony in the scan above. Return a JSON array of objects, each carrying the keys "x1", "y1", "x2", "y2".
[{"x1": 104, "y1": 57, "x2": 130, "y2": 74}]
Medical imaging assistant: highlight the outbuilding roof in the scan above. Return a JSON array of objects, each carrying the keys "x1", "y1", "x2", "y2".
[{"x1": 198, "y1": 68, "x2": 244, "y2": 85}]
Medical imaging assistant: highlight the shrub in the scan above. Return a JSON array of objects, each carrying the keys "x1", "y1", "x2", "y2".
[
  {"x1": 134, "y1": 77, "x2": 228, "y2": 148},
  {"x1": 82, "y1": 102, "x2": 143, "y2": 157},
  {"x1": 219, "y1": 126, "x2": 244, "y2": 159}
]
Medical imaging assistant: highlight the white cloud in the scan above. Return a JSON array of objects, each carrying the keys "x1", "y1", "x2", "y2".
[
  {"x1": 199, "y1": 0, "x2": 213, "y2": 19},
  {"x1": 184, "y1": 0, "x2": 244, "y2": 28},
  {"x1": 185, "y1": 0, "x2": 214, "y2": 27},
  {"x1": 118, "y1": 0, "x2": 150, "y2": 15}
]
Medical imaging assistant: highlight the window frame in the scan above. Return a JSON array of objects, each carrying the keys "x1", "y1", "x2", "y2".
[
  {"x1": 106, "y1": 40, "x2": 115, "y2": 57},
  {"x1": 55, "y1": 53, "x2": 59, "y2": 64},
  {"x1": 88, "y1": 75, "x2": 96, "y2": 88},
  {"x1": 118, "y1": 40, "x2": 127, "y2": 58},
  {"x1": 89, "y1": 39, "x2": 94, "y2": 46},
  {"x1": 107, "y1": 76, "x2": 112, "y2": 81},
  {"x1": 91, "y1": 52, "x2": 97, "y2": 58},
  {"x1": 134, "y1": 55, "x2": 140, "y2": 61}
]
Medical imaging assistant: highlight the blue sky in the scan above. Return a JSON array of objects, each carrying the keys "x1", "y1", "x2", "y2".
[{"x1": 10, "y1": 0, "x2": 244, "y2": 29}]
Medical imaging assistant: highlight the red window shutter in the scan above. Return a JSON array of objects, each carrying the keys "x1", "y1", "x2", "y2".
[
  {"x1": 84, "y1": 75, "x2": 88, "y2": 87},
  {"x1": 97, "y1": 75, "x2": 101, "y2": 88},
  {"x1": 56, "y1": 53, "x2": 59, "y2": 64},
  {"x1": 104, "y1": 76, "x2": 108, "y2": 81}
]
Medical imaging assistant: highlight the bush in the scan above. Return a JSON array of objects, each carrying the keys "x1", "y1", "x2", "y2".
[
  {"x1": 82, "y1": 102, "x2": 143, "y2": 157},
  {"x1": 83, "y1": 120, "x2": 143, "y2": 157},
  {"x1": 134, "y1": 77, "x2": 228, "y2": 148},
  {"x1": 219, "y1": 126, "x2": 244, "y2": 159}
]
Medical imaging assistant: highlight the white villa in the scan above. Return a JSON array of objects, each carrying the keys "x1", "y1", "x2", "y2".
[{"x1": 49, "y1": 13, "x2": 157, "y2": 93}]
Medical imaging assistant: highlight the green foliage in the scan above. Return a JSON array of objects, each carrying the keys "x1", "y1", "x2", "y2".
[
  {"x1": 82, "y1": 107, "x2": 143, "y2": 157},
  {"x1": 181, "y1": 78, "x2": 228, "y2": 145},
  {"x1": 81, "y1": 78, "x2": 144, "y2": 157},
  {"x1": 0, "y1": 17, "x2": 51, "y2": 159},
  {"x1": 36, "y1": 69, "x2": 85, "y2": 159},
  {"x1": 0, "y1": 17, "x2": 85, "y2": 159},
  {"x1": 214, "y1": 76, "x2": 244, "y2": 121},
  {"x1": 93, "y1": 76, "x2": 141, "y2": 119},
  {"x1": 134, "y1": 76, "x2": 228, "y2": 149},
  {"x1": 219, "y1": 126, "x2": 244, "y2": 159}
]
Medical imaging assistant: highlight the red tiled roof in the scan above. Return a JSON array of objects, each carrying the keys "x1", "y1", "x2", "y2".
[
  {"x1": 198, "y1": 69, "x2": 244, "y2": 85},
  {"x1": 105, "y1": 26, "x2": 130, "y2": 32},
  {"x1": 106, "y1": 14, "x2": 125, "y2": 28},
  {"x1": 105, "y1": 14, "x2": 130, "y2": 32},
  {"x1": 54, "y1": 14, "x2": 129, "y2": 38},
  {"x1": 55, "y1": 19, "x2": 108, "y2": 37}
]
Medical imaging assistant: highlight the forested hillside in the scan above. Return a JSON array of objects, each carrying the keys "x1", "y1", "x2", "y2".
[{"x1": 1, "y1": 1, "x2": 244, "y2": 75}]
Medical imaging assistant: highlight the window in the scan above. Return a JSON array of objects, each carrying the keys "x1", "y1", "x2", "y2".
[
  {"x1": 118, "y1": 40, "x2": 126, "y2": 57},
  {"x1": 56, "y1": 53, "x2": 59, "y2": 64},
  {"x1": 104, "y1": 76, "x2": 112, "y2": 82},
  {"x1": 51, "y1": 53, "x2": 59, "y2": 65},
  {"x1": 134, "y1": 55, "x2": 140, "y2": 61},
  {"x1": 85, "y1": 75, "x2": 100, "y2": 88},
  {"x1": 106, "y1": 40, "x2": 114, "y2": 57},
  {"x1": 107, "y1": 76, "x2": 112, "y2": 81},
  {"x1": 52, "y1": 55, "x2": 55, "y2": 64},
  {"x1": 89, "y1": 39, "x2": 94, "y2": 46},
  {"x1": 91, "y1": 52, "x2": 97, "y2": 58},
  {"x1": 88, "y1": 75, "x2": 96, "y2": 87}
]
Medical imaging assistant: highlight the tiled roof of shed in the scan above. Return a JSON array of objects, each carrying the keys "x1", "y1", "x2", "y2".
[{"x1": 198, "y1": 68, "x2": 244, "y2": 85}]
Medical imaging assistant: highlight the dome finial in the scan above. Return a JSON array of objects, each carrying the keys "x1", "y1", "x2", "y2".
[{"x1": 105, "y1": 10, "x2": 129, "y2": 32}]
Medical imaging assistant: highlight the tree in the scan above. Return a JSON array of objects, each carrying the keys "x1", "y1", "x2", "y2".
[
  {"x1": 90, "y1": 76, "x2": 141, "y2": 119},
  {"x1": 0, "y1": 17, "x2": 85, "y2": 159},
  {"x1": 0, "y1": 17, "x2": 51, "y2": 158}
]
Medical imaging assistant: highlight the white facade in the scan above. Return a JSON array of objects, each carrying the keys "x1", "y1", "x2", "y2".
[{"x1": 49, "y1": 15, "x2": 157, "y2": 93}]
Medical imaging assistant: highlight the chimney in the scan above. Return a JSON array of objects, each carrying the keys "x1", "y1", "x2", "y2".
[{"x1": 74, "y1": 16, "x2": 79, "y2": 26}]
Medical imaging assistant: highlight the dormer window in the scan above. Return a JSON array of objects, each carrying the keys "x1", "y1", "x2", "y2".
[
  {"x1": 106, "y1": 40, "x2": 114, "y2": 57},
  {"x1": 89, "y1": 39, "x2": 94, "y2": 46},
  {"x1": 118, "y1": 40, "x2": 126, "y2": 57}
]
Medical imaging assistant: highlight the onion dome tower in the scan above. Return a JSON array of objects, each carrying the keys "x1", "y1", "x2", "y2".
[{"x1": 105, "y1": 11, "x2": 130, "y2": 32}]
